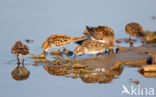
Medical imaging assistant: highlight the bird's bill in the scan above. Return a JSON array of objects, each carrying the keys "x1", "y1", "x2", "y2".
[
  {"x1": 43, "y1": 51, "x2": 48, "y2": 55},
  {"x1": 73, "y1": 55, "x2": 77, "y2": 60}
]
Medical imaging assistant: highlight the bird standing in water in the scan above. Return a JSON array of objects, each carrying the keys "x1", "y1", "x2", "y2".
[
  {"x1": 42, "y1": 35, "x2": 84, "y2": 53},
  {"x1": 74, "y1": 39, "x2": 117, "y2": 59},
  {"x1": 42, "y1": 35, "x2": 84, "y2": 64},
  {"x1": 125, "y1": 23, "x2": 145, "y2": 47},
  {"x1": 11, "y1": 41, "x2": 30, "y2": 65}
]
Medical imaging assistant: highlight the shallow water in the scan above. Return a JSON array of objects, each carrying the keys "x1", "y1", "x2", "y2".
[{"x1": 0, "y1": 0, "x2": 156, "y2": 97}]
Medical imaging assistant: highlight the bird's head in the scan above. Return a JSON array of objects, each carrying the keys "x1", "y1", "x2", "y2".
[
  {"x1": 73, "y1": 46, "x2": 85, "y2": 59},
  {"x1": 15, "y1": 41, "x2": 23, "y2": 46},
  {"x1": 42, "y1": 40, "x2": 51, "y2": 53}
]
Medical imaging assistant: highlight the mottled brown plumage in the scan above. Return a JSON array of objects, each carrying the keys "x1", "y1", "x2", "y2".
[
  {"x1": 74, "y1": 39, "x2": 116, "y2": 59},
  {"x1": 12, "y1": 41, "x2": 30, "y2": 56},
  {"x1": 85, "y1": 26, "x2": 115, "y2": 45},
  {"x1": 11, "y1": 41, "x2": 30, "y2": 64},
  {"x1": 42, "y1": 35, "x2": 84, "y2": 52},
  {"x1": 125, "y1": 23, "x2": 144, "y2": 38}
]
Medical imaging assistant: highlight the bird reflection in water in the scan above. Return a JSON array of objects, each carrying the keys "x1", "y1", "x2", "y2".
[
  {"x1": 43, "y1": 62, "x2": 123, "y2": 84},
  {"x1": 11, "y1": 63, "x2": 30, "y2": 81},
  {"x1": 43, "y1": 65, "x2": 74, "y2": 76},
  {"x1": 79, "y1": 67, "x2": 123, "y2": 84}
]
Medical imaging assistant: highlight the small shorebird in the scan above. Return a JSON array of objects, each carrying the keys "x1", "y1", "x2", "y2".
[
  {"x1": 85, "y1": 26, "x2": 115, "y2": 45},
  {"x1": 73, "y1": 39, "x2": 117, "y2": 59},
  {"x1": 42, "y1": 35, "x2": 84, "y2": 53},
  {"x1": 125, "y1": 23, "x2": 145, "y2": 46},
  {"x1": 11, "y1": 41, "x2": 30, "y2": 65},
  {"x1": 125, "y1": 23, "x2": 144, "y2": 38}
]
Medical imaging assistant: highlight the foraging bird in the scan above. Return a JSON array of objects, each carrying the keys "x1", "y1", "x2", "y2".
[
  {"x1": 125, "y1": 23, "x2": 145, "y2": 47},
  {"x1": 85, "y1": 26, "x2": 115, "y2": 45},
  {"x1": 42, "y1": 35, "x2": 84, "y2": 52},
  {"x1": 125, "y1": 23, "x2": 144, "y2": 38},
  {"x1": 74, "y1": 39, "x2": 117, "y2": 59},
  {"x1": 11, "y1": 41, "x2": 30, "y2": 65},
  {"x1": 125, "y1": 23, "x2": 145, "y2": 45}
]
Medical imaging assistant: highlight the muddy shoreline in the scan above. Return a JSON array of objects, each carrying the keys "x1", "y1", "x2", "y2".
[{"x1": 30, "y1": 44, "x2": 156, "y2": 83}]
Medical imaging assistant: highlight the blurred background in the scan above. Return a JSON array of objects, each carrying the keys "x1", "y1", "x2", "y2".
[{"x1": 0, "y1": 0, "x2": 156, "y2": 97}]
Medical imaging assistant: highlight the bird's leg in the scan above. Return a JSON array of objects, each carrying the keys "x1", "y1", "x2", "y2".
[
  {"x1": 115, "y1": 48, "x2": 120, "y2": 54},
  {"x1": 141, "y1": 38, "x2": 145, "y2": 45},
  {"x1": 63, "y1": 47, "x2": 67, "y2": 52},
  {"x1": 58, "y1": 48, "x2": 66, "y2": 59},
  {"x1": 141, "y1": 40, "x2": 144, "y2": 45},
  {"x1": 98, "y1": 52, "x2": 103, "y2": 56},
  {"x1": 17, "y1": 57, "x2": 21, "y2": 65},
  {"x1": 109, "y1": 49, "x2": 114, "y2": 54},
  {"x1": 43, "y1": 51, "x2": 48, "y2": 56},
  {"x1": 129, "y1": 36, "x2": 134, "y2": 48},
  {"x1": 97, "y1": 52, "x2": 104, "y2": 57},
  {"x1": 55, "y1": 55, "x2": 62, "y2": 65},
  {"x1": 104, "y1": 50, "x2": 108, "y2": 54},
  {"x1": 17, "y1": 62, "x2": 20, "y2": 68},
  {"x1": 22, "y1": 58, "x2": 25, "y2": 67},
  {"x1": 59, "y1": 53, "x2": 64, "y2": 59},
  {"x1": 107, "y1": 49, "x2": 110, "y2": 55},
  {"x1": 130, "y1": 41, "x2": 134, "y2": 47},
  {"x1": 16, "y1": 57, "x2": 21, "y2": 73}
]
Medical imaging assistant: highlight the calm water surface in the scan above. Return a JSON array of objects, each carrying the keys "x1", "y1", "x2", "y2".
[{"x1": 0, "y1": 0, "x2": 156, "y2": 97}]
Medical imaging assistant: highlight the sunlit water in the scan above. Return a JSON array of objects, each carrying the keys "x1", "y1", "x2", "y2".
[{"x1": 0, "y1": 0, "x2": 156, "y2": 97}]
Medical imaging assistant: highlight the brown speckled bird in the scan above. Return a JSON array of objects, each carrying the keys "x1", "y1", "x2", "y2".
[
  {"x1": 125, "y1": 23, "x2": 145, "y2": 39},
  {"x1": 74, "y1": 39, "x2": 117, "y2": 59},
  {"x1": 125, "y1": 23, "x2": 145, "y2": 46},
  {"x1": 85, "y1": 26, "x2": 115, "y2": 45},
  {"x1": 42, "y1": 35, "x2": 84, "y2": 52},
  {"x1": 11, "y1": 41, "x2": 30, "y2": 65}
]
